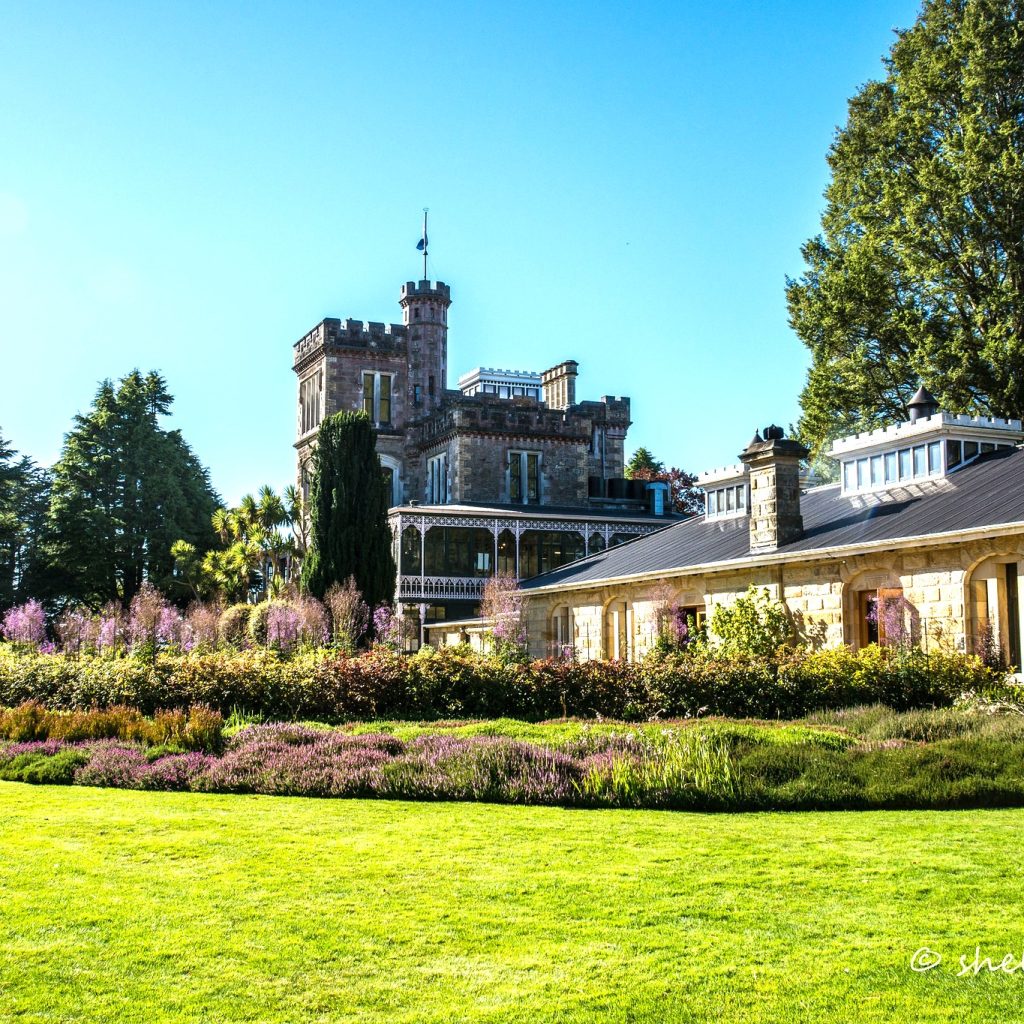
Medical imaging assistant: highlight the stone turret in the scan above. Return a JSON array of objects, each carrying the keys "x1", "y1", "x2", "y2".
[
  {"x1": 399, "y1": 280, "x2": 451, "y2": 413},
  {"x1": 738, "y1": 425, "x2": 809, "y2": 553}
]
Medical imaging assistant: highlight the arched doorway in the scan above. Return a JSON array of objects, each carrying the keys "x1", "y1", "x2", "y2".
[{"x1": 966, "y1": 555, "x2": 1023, "y2": 669}]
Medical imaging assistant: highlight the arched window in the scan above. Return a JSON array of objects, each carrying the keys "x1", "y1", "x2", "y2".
[
  {"x1": 378, "y1": 455, "x2": 402, "y2": 507},
  {"x1": 604, "y1": 599, "x2": 633, "y2": 661},
  {"x1": 551, "y1": 605, "x2": 574, "y2": 658}
]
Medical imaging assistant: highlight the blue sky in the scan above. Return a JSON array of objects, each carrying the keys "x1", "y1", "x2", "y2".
[{"x1": 0, "y1": 0, "x2": 921, "y2": 503}]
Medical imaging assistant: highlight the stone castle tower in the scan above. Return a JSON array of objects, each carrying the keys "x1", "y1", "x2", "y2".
[
  {"x1": 398, "y1": 280, "x2": 450, "y2": 415},
  {"x1": 293, "y1": 275, "x2": 635, "y2": 511}
]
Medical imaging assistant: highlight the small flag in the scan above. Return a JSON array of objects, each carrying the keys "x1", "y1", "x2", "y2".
[{"x1": 416, "y1": 233, "x2": 428, "y2": 251}]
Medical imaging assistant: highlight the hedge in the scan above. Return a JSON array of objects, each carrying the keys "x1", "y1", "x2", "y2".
[{"x1": 0, "y1": 642, "x2": 1010, "y2": 722}]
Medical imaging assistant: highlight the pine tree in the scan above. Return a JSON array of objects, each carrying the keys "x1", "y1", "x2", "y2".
[
  {"x1": 0, "y1": 430, "x2": 50, "y2": 612},
  {"x1": 301, "y1": 411, "x2": 396, "y2": 607},
  {"x1": 45, "y1": 371, "x2": 218, "y2": 607}
]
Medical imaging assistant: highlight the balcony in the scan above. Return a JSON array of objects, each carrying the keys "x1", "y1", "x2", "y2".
[{"x1": 398, "y1": 575, "x2": 488, "y2": 602}]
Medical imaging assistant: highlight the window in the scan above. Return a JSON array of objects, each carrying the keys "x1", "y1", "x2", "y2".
[
  {"x1": 927, "y1": 441, "x2": 941, "y2": 474},
  {"x1": 843, "y1": 462, "x2": 854, "y2": 490},
  {"x1": 509, "y1": 451, "x2": 541, "y2": 504},
  {"x1": 884, "y1": 451, "x2": 897, "y2": 482},
  {"x1": 899, "y1": 448, "x2": 912, "y2": 479},
  {"x1": 413, "y1": 384, "x2": 422, "y2": 406},
  {"x1": 913, "y1": 445, "x2": 926, "y2": 476},
  {"x1": 857, "y1": 459, "x2": 868, "y2": 488},
  {"x1": 361, "y1": 372, "x2": 393, "y2": 426},
  {"x1": 946, "y1": 439, "x2": 962, "y2": 469},
  {"x1": 963, "y1": 440, "x2": 979, "y2": 461},
  {"x1": 706, "y1": 484, "x2": 748, "y2": 518},
  {"x1": 299, "y1": 372, "x2": 323, "y2": 435},
  {"x1": 870, "y1": 454, "x2": 883, "y2": 485},
  {"x1": 427, "y1": 453, "x2": 448, "y2": 504},
  {"x1": 551, "y1": 606, "x2": 573, "y2": 656}
]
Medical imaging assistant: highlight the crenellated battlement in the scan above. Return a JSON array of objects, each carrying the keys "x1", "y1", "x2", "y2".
[
  {"x1": 830, "y1": 411, "x2": 1024, "y2": 458},
  {"x1": 698, "y1": 463, "x2": 748, "y2": 487},
  {"x1": 414, "y1": 391, "x2": 611, "y2": 447},
  {"x1": 400, "y1": 280, "x2": 451, "y2": 301},
  {"x1": 292, "y1": 317, "x2": 409, "y2": 368}
]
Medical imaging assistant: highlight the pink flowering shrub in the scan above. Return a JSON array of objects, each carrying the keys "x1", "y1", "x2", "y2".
[{"x1": 2, "y1": 600, "x2": 47, "y2": 647}]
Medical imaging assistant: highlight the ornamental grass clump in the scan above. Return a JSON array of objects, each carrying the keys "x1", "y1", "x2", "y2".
[{"x1": 575, "y1": 731, "x2": 736, "y2": 808}]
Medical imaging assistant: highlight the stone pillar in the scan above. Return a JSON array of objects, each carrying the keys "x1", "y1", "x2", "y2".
[{"x1": 738, "y1": 425, "x2": 809, "y2": 553}]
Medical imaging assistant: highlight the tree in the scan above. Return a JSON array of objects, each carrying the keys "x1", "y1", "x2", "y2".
[
  {"x1": 625, "y1": 448, "x2": 704, "y2": 515},
  {"x1": 301, "y1": 411, "x2": 396, "y2": 607},
  {"x1": 0, "y1": 430, "x2": 50, "y2": 612},
  {"x1": 172, "y1": 484, "x2": 302, "y2": 603},
  {"x1": 45, "y1": 371, "x2": 219, "y2": 607},
  {"x1": 787, "y1": 0, "x2": 1024, "y2": 462},
  {"x1": 625, "y1": 447, "x2": 665, "y2": 478}
]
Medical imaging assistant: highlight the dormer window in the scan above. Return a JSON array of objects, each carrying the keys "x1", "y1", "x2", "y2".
[
  {"x1": 707, "y1": 484, "x2": 748, "y2": 518},
  {"x1": 698, "y1": 463, "x2": 751, "y2": 521},
  {"x1": 831, "y1": 400, "x2": 1022, "y2": 496}
]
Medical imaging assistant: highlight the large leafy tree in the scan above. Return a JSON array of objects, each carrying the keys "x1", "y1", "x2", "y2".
[
  {"x1": 45, "y1": 371, "x2": 218, "y2": 607},
  {"x1": 0, "y1": 430, "x2": 50, "y2": 611},
  {"x1": 787, "y1": 0, "x2": 1024, "y2": 462},
  {"x1": 301, "y1": 411, "x2": 396, "y2": 607}
]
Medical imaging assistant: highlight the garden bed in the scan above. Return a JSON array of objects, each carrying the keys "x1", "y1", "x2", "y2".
[{"x1": 3, "y1": 704, "x2": 1024, "y2": 811}]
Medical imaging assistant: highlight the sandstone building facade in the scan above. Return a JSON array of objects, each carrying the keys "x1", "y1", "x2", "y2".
[
  {"x1": 516, "y1": 389, "x2": 1024, "y2": 667},
  {"x1": 293, "y1": 276, "x2": 674, "y2": 633}
]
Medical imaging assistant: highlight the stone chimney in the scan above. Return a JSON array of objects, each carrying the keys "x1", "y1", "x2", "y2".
[
  {"x1": 541, "y1": 360, "x2": 578, "y2": 410},
  {"x1": 737, "y1": 425, "x2": 809, "y2": 553}
]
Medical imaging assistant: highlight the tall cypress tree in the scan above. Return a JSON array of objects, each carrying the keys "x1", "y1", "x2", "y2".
[{"x1": 301, "y1": 411, "x2": 396, "y2": 607}]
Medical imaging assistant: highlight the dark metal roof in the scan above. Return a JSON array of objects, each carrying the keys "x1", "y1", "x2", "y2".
[{"x1": 523, "y1": 447, "x2": 1024, "y2": 591}]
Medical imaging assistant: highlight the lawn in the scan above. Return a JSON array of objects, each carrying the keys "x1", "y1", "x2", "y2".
[{"x1": 1, "y1": 785, "x2": 1022, "y2": 1022}]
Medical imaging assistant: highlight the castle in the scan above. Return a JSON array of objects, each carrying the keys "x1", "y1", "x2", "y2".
[{"x1": 293, "y1": 276, "x2": 674, "y2": 636}]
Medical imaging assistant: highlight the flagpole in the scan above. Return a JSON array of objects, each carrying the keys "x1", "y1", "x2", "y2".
[{"x1": 422, "y1": 207, "x2": 429, "y2": 281}]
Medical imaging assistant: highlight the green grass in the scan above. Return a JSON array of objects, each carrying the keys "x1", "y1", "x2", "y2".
[{"x1": 2, "y1": 785, "x2": 1023, "y2": 1022}]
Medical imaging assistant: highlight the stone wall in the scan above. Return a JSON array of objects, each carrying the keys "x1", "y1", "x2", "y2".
[{"x1": 523, "y1": 533, "x2": 1024, "y2": 661}]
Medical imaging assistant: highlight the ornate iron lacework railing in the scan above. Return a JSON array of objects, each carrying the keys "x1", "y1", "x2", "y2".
[
  {"x1": 399, "y1": 575, "x2": 488, "y2": 600},
  {"x1": 390, "y1": 513, "x2": 658, "y2": 536}
]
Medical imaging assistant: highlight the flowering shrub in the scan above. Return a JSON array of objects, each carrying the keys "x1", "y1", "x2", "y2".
[
  {"x1": 481, "y1": 573, "x2": 527, "y2": 662},
  {"x1": 183, "y1": 602, "x2": 222, "y2": 653},
  {"x1": 324, "y1": 579, "x2": 368, "y2": 652},
  {"x1": 372, "y1": 605, "x2": 402, "y2": 651},
  {"x1": 97, "y1": 602, "x2": 127, "y2": 654},
  {"x1": 0, "y1": 641, "x2": 1008, "y2": 724},
  {"x1": 1, "y1": 600, "x2": 47, "y2": 647},
  {"x1": 709, "y1": 586, "x2": 792, "y2": 659}
]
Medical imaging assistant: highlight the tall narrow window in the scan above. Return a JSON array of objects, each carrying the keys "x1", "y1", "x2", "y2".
[
  {"x1": 509, "y1": 451, "x2": 541, "y2": 504},
  {"x1": 362, "y1": 373, "x2": 375, "y2": 418},
  {"x1": 300, "y1": 372, "x2": 323, "y2": 435},
  {"x1": 361, "y1": 372, "x2": 394, "y2": 426},
  {"x1": 427, "y1": 453, "x2": 448, "y2": 504}
]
